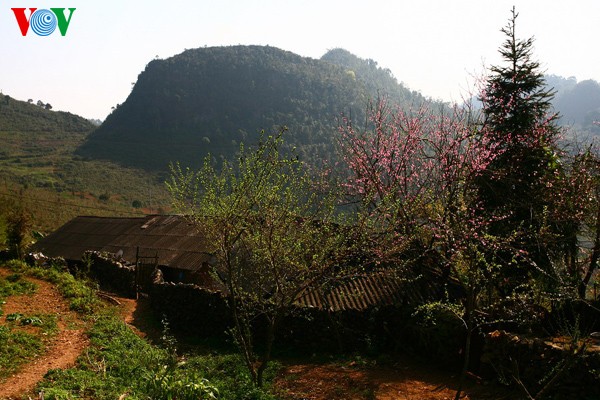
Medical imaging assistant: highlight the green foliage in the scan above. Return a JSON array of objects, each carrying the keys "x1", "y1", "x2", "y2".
[
  {"x1": 4, "y1": 206, "x2": 32, "y2": 259},
  {"x1": 184, "y1": 354, "x2": 279, "y2": 400},
  {"x1": 321, "y1": 48, "x2": 429, "y2": 107},
  {"x1": 5, "y1": 312, "x2": 57, "y2": 333},
  {"x1": 0, "y1": 325, "x2": 44, "y2": 378},
  {"x1": 0, "y1": 94, "x2": 171, "y2": 234},
  {"x1": 476, "y1": 7, "x2": 564, "y2": 292},
  {"x1": 0, "y1": 269, "x2": 57, "y2": 380},
  {"x1": 12, "y1": 260, "x2": 102, "y2": 315},
  {"x1": 0, "y1": 272, "x2": 37, "y2": 299},
  {"x1": 38, "y1": 314, "x2": 274, "y2": 400},
  {"x1": 169, "y1": 128, "x2": 350, "y2": 387},
  {"x1": 0, "y1": 260, "x2": 274, "y2": 399},
  {"x1": 3, "y1": 259, "x2": 29, "y2": 271}
]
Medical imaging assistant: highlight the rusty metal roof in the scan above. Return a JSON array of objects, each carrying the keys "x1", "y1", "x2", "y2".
[
  {"x1": 295, "y1": 272, "x2": 407, "y2": 312},
  {"x1": 31, "y1": 216, "x2": 143, "y2": 262},
  {"x1": 31, "y1": 215, "x2": 213, "y2": 271},
  {"x1": 294, "y1": 267, "x2": 452, "y2": 312},
  {"x1": 33, "y1": 215, "x2": 453, "y2": 311}
]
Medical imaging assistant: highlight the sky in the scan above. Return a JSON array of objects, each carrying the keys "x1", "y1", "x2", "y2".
[{"x1": 1, "y1": 0, "x2": 598, "y2": 120}]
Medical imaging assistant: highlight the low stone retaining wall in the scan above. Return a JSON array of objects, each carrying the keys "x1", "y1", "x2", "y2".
[
  {"x1": 146, "y1": 269, "x2": 447, "y2": 355},
  {"x1": 84, "y1": 251, "x2": 136, "y2": 297},
  {"x1": 149, "y1": 269, "x2": 231, "y2": 337}
]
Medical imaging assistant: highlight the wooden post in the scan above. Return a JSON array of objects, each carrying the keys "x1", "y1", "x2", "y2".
[{"x1": 135, "y1": 246, "x2": 140, "y2": 300}]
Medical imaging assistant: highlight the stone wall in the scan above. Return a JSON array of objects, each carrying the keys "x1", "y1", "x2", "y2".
[
  {"x1": 146, "y1": 269, "x2": 446, "y2": 355},
  {"x1": 84, "y1": 251, "x2": 136, "y2": 297},
  {"x1": 149, "y1": 269, "x2": 231, "y2": 337}
]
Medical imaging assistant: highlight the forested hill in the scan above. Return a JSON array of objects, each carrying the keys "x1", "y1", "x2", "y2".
[
  {"x1": 78, "y1": 45, "x2": 433, "y2": 171},
  {"x1": 0, "y1": 95, "x2": 94, "y2": 134},
  {"x1": 0, "y1": 95, "x2": 94, "y2": 176},
  {"x1": 322, "y1": 48, "x2": 427, "y2": 107},
  {"x1": 546, "y1": 75, "x2": 600, "y2": 137}
]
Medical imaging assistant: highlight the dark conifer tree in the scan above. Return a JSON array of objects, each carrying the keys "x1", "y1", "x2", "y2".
[{"x1": 477, "y1": 7, "x2": 561, "y2": 281}]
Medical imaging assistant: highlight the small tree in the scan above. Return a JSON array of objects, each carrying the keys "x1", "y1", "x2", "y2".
[
  {"x1": 338, "y1": 97, "x2": 524, "y2": 399},
  {"x1": 554, "y1": 146, "x2": 600, "y2": 298},
  {"x1": 6, "y1": 207, "x2": 32, "y2": 260},
  {"x1": 131, "y1": 199, "x2": 143, "y2": 209},
  {"x1": 168, "y1": 128, "x2": 350, "y2": 387}
]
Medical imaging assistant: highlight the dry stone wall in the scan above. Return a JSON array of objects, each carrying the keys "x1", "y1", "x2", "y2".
[
  {"x1": 83, "y1": 251, "x2": 136, "y2": 297},
  {"x1": 149, "y1": 269, "x2": 231, "y2": 336}
]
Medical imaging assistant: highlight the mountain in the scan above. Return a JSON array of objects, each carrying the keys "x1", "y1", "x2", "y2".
[
  {"x1": 0, "y1": 94, "x2": 93, "y2": 136},
  {"x1": 546, "y1": 75, "x2": 600, "y2": 136},
  {"x1": 78, "y1": 45, "x2": 434, "y2": 171}
]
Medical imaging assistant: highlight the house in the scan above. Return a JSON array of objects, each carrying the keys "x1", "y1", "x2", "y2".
[
  {"x1": 31, "y1": 215, "x2": 221, "y2": 289},
  {"x1": 32, "y1": 214, "x2": 456, "y2": 310}
]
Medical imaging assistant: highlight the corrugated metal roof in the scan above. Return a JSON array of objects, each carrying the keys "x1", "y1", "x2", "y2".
[
  {"x1": 295, "y1": 272, "x2": 407, "y2": 312},
  {"x1": 31, "y1": 215, "x2": 212, "y2": 272},
  {"x1": 294, "y1": 267, "x2": 452, "y2": 313},
  {"x1": 31, "y1": 216, "x2": 144, "y2": 261}
]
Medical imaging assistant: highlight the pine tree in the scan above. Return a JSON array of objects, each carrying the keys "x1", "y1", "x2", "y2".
[{"x1": 477, "y1": 7, "x2": 561, "y2": 277}]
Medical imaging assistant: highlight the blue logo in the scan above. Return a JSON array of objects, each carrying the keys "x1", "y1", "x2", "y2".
[{"x1": 30, "y1": 9, "x2": 57, "y2": 36}]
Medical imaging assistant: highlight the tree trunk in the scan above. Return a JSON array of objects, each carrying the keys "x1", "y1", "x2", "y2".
[
  {"x1": 579, "y1": 204, "x2": 600, "y2": 298},
  {"x1": 256, "y1": 315, "x2": 278, "y2": 388},
  {"x1": 227, "y1": 290, "x2": 257, "y2": 385},
  {"x1": 454, "y1": 326, "x2": 473, "y2": 400},
  {"x1": 455, "y1": 292, "x2": 475, "y2": 400}
]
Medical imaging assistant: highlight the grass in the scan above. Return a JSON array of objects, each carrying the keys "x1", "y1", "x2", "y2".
[
  {"x1": 0, "y1": 271, "x2": 37, "y2": 301},
  {"x1": 0, "y1": 269, "x2": 56, "y2": 379},
  {"x1": 38, "y1": 313, "x2": 278, "y2": 400},
  {"x1": 6, "y1": 259, "x2": 102, "y2": 315},
  {"x1": 0, "y1": 325, "x2": 45, "y2": 378},
  {"x1": 5, "y1": 312, "x2": 58, "y2": 334},
  {"x1": 1, "y1": 260, "x2": 279, "y2": 399},
  {"x1": 37, "y1": 313, "x2": 277, "y2": 399}
]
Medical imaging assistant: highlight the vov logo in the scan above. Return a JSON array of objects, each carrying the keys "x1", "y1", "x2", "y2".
[{"x1": 11, "y1": 8, "x2": 76, "y2": 36}]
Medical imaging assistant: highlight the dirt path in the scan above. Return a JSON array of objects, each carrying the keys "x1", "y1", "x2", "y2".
[
  {"x1": 0, "y1": 270, "x2": 509, "y2": 400},
  {"x1": 0, "y1": 270, "x2": 89, "y2": 400},
  {"x1": 115, "y1": 293, "x2": 510, "y2": 400}
]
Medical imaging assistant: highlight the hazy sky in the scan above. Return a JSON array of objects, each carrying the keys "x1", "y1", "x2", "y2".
[{"x1": 1, "y1": 0, "x2": 598, "y2": 120}]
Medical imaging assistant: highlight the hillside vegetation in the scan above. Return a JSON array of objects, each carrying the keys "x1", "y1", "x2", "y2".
[
  {"x1": 2, "y1": 46, "x2": 599, "y2": 235},
  {"x1": 0, "y1": 96, "x2": 170, "y2": 236},
  {"x1": 546, "y1": 75, "x2": 600, "y2": 138},
  {"x1": 78, "y1": 45, "x2": 435, "y2": 171}
]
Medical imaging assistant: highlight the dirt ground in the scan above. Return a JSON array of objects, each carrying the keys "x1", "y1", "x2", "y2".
[
  {"x1": 0, "y1": 269, "x2": 512, "y2": 400},
  {"x1": 0, "y1": 270, "x2": 89, "y2": 400},
  {"x1": 118, "y1": 295, "x2": 511, "y2": 400},
  {"x1": 272, "y1": 360, "x2": 513, "y2": 400}
]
